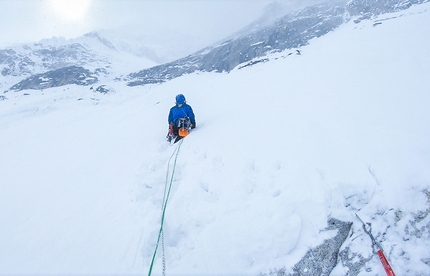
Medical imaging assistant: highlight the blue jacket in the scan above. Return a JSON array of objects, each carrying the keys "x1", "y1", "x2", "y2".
[{"x1": 168, "y1": 103, "x2": 195, "y2": 126}]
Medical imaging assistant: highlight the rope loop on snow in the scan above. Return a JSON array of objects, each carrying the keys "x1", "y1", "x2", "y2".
[{"x1": 148, "y1": 139, "x2": 184, "y2": 276}]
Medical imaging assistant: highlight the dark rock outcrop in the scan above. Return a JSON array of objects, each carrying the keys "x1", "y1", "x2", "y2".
[
  {"x1": 289, "y1": 218, "x2": 352, "y2": 276},
  {"x1": 261, "y1": 218, "x2": 353, "y2": 276},
  {"x1": 8, "y1": 66, "x2": 98, "y2": 91}
]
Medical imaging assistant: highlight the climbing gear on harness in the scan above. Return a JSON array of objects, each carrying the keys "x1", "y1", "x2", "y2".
[
  {"x1": 166, "y1": 117, "x2": 192, "y2": 143},
  {"x1": 177, "y1": 118, "x2": 191, "y2": 137},
  {"x1": 178, "y1": 127, "x2": 189, "y2": 137},
  {"x1": 355, "y1": 213, "x2": 396, "y2": 276}
]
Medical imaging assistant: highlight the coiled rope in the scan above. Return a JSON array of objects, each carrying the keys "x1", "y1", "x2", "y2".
[{"x1": 148, "y1": 139, "x2": 184, "y2": 276}]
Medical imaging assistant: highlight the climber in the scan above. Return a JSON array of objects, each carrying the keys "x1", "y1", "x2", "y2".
[{"x1": 167, "y1": 94, "x2": 196, "y2": 143}]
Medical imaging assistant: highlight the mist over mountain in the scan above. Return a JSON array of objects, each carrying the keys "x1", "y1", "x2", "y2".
[
  {"x1": 2, "y1": 0, "x2": 428, "y2": 93},
  {"x1": 227, "y1": 0, "x2": 328, "y2": 39}
]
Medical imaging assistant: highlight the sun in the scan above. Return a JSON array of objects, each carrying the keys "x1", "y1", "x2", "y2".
[{"x1": 49, "y1": 0, "x2": 92, "y2": 21}]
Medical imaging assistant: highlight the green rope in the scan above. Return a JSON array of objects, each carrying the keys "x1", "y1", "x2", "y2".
[{"x1": 148, "y1": 139, "x2": 184, "y2": 276}]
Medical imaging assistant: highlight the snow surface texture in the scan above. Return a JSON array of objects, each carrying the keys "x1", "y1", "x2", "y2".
[{"x1": 1, "y1": 3, "x2": 430, "y2": 275}]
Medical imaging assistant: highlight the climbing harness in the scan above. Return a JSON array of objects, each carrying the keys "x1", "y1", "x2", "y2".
[
  {"x1": 355, "y1": 213, "x2": 396, "y2": 276},
  {"x1": 167, "y1": 118, "x2": 192, "y2": 143},
  {"x1": 177, "y1": 118, "x2": 191, "y2": 137},
  {"x1": 148, "y1": 139, "x2": 184, "y2": 276}
]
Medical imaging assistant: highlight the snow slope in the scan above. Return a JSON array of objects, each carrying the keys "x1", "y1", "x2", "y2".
[{"x1": 1, "y1": 3, "x2": 430, "y2": 275}]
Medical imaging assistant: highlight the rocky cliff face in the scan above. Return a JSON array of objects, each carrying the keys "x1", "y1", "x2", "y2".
[
  {"x1": 346, "y1": 0, "x2": 426, "y2": 22},
  {"x1": 126, "y1": 0, "x2": 428, "y2": 87},
  {"x1": 0, "y1": 42, "x2": 104, "y2": 78},
  {"x1": 126, "y1": 0, "x2": 349, "y2": 86},
  {"x1": 0, "y1": 38, "x2": 109, "y2": 91},
  {"x1": 8, "y1": 66, "x2": 98, "y2": 91},
  {"x1": 0, "y1": 32, "x2": 154, "y2": 92}
]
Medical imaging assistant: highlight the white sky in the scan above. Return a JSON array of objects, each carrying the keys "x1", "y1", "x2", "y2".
[{"x1": 0, "y1": 0, "x2": 313, "y2": 48}]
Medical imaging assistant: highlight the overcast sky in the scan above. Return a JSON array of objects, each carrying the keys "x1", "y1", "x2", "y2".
[
  {"x1": 0, "y1": 0, "x2": 264, "y2": 48},
  {"x1": 0, "y1": 0, "x2": 323, "y2": 49}
]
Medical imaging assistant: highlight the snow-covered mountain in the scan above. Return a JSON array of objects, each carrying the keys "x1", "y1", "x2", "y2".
[
  {"x1": 126, "y1": 0, "x2": 428, "y2": 86},
  {"x1": 0, "y1": 31, "x2": 158, "y2": 92},
  {"x1": 1, "y1": 1, "x2": 430, "y2": 275},
  {"x1": 3, "y1": 0, "x2": 428, "y2": 93}
]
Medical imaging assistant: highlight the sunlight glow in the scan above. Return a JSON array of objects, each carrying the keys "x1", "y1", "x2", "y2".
[{"x1": 49, "y1": 0, "x2": 92, "y2": 21}]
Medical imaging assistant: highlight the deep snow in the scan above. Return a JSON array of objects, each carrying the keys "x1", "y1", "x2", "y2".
[{"x1": 1, "y1": 3, "x2": 430, "y2": 275}]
